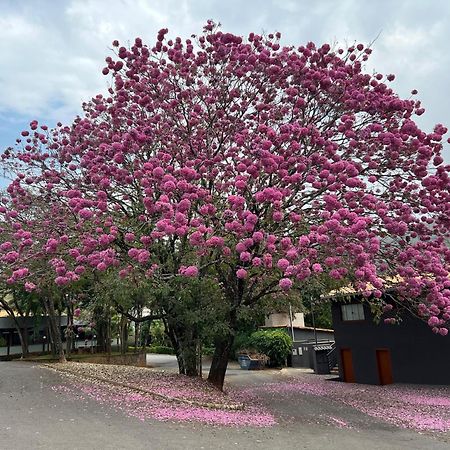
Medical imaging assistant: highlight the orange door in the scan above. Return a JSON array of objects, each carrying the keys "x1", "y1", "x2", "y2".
[
  {"x1": 376, "y1": 349, "x2": 393, "y2": 385},
  {"x1": 341, "y1": 348, "x2": 355, "y2": 383}
]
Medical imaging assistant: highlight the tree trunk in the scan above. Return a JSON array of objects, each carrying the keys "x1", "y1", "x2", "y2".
[
  {"x1": 66, "y1": 334, "x2": 71, "y2": 358},
  {"x1": 207, "y1": 298, "x2": 239, "y2": 390},
  {"x1": 0, "y1": 296, "x2": 29, "y2": 358},
  {"x1": 46, "y1": 322, "x2": 55, "y2": 357},
  {"x1": 65, "y1": 306, "x2": 73, "y2": 358},
  {"x1": 7, "y1": 313, "x2": 28, "y2": 358},
  {"x1": 134, "y1": 305, "x2": 142, "y2": 352},
  {"x1": 207, "y1": 334, "x2": 234, "y2": 390},
  {"x1": 182, "y1": 341, "x2": 199, "y2": 376},
  {"x1": 134, "y1": 322, "x2": 139, "y2": 351},
  {"x1": 106, "y1": 306, "x2": 112, "y2": 361},
  {"x1": 197, "y1": 340, "x2": 203, "y2": 378},
  {"x1": 18, "y1": 327, "x2": 29, "y2": 358},
  {"x1": 119, "y1": 315, "x2": 128, "y2": 355},
  {"x1": 175, "y1": 349, "x2": 186, "y2": 375},
  {"x1": 165, "y1": 323, "x2": 186, "y2": 374},
  {"x1": 164, "y1": 318, "x2": 199, "y2": 376},
  {"x1": 43, "y1": 298, "x2": 66, "y2": 363},
  {"x1": 92, "y1": 305, "x2": 108, "y2": 353}
]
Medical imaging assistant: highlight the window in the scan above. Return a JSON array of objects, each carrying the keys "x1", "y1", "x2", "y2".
[{"x1": 341, "y1": 303, "x2": 365, "y2": 321}]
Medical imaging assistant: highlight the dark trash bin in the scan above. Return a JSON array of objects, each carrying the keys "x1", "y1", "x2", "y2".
[
  {"x1": 313, "y1": 344, "x2": 333, "y2": 374},
  {"x1": 238, "y1": 354, "x2": 265, "y2": 370}
]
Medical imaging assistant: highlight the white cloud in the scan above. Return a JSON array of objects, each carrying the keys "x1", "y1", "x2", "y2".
[{"x1": 0, "y1": 0, "x2": 449, "y2": 154}]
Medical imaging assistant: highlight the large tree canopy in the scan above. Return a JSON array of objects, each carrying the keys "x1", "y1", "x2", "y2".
[{"x1": 1, "y1": 22, "x2": 449, "y2": 387}]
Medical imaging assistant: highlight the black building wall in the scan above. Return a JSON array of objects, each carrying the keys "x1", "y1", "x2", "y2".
[
  {"x1": 290, "y1": 328, "x2": 334, "y2": 368},
  {"x1": 292, "y1": 328, "x2": 334, "y2": 343},
  {"x1": 332, "y1": 301, "x2": 450, "y2": 385}
]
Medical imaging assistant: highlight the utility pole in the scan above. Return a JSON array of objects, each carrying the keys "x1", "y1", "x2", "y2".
[
  {"x1": 289, "y1": 303, "x2": 295, "y2": 341},
  {"x1": 311, "y1": 297, "x2": 318, "y2": 344}
]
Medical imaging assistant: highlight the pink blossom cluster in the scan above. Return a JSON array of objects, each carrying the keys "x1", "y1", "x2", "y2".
[
  {"x1": 0, "y1": 22, "x2": 449, "y2": 333},
  {"x1": 178, "y1": 265, "x2": 199, "y2": 277}
]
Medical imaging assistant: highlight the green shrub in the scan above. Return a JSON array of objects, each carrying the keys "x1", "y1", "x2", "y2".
[
  {"x1": 150, "y1": 320, "x2": 167, "y2": 346},
  {"x1": 202, "y1": 346, "x2": 215, "y2": 356},
  {"x1": 249, "y1": 330, "x2": 292, "y2": 367},
  {"x1": 232, "y1": 332, "x2": 254, "y2": 357},
  {"x1": 147, "y1": 345, "x2": 175, "y2": 355},
  {"x1": 0, "y1": 336, "x2": 6, "y2": 347}
]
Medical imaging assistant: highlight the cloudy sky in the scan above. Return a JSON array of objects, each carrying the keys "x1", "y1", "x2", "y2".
[{"x1": 1, "y1": 0, "x2": 449, "y2": 174}]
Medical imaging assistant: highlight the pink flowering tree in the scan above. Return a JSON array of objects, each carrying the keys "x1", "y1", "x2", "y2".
[
  {"x1": 0, "y1": 189, "x2": 83, "y2": 362},
  {"x1": 3, "y1": 23, "x2": 449, "y2": 388}
]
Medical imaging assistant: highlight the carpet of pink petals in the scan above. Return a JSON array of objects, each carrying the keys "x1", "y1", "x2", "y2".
[
  {"x1": 50, "y1": 363, "x2": 275, "y2": 427},
  {"x1": 55, "y1": 362, "x2": 232, "y2": 405},
  {"x1": 256, "y1": 373, "x2": 450, "y2": 432},
  {"x1": 49, "y1": 363, "x2": 450, "y2": 431}
]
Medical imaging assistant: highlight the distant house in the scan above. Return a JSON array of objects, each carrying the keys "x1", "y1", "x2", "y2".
[
  {"x1": 261, "y1": 312, "x2": 335, "y2": 370},
  {"x1": 0, "y1": 310, "x2": 67, "y2": 347},
  {"x1": 262, "y1": 312, "x2": 334, "y2": 341},
  {"x1": 331, "y1": 297, "x2": 450, "y2": 385}
]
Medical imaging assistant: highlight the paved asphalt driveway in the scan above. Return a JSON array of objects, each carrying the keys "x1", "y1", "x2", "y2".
[{"x1": 1, "y1": 360, "x2": 449, "y2": 450}]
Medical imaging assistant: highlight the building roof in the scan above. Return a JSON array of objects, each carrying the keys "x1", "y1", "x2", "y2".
[
  {"x1": 259, "y1": 324, "x2": 334, "y2": 333},
  {"x1": 0, "y1": 315, "x2": 68, "y2": 329},
  {"x1": 324, "y1": 275, "x2": 404, "y2": 299}
]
